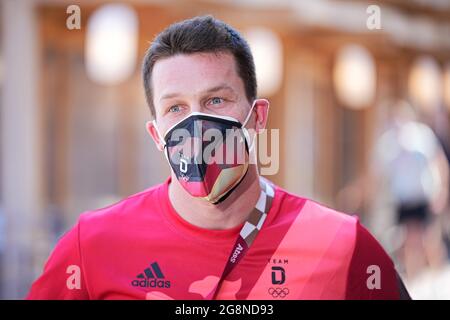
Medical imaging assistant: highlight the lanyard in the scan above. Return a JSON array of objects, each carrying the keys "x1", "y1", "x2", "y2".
[{"x1": 205, "y1": 177, "x2": 275, "y2": 300}]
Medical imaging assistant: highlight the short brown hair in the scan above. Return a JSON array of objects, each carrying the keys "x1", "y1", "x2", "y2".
[{"x1": 142, "y1": 15, "x2": 257, "y2": 118}]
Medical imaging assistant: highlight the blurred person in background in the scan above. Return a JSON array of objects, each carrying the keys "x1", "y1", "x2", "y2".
[
  {"x1": 428, "y1": 104, "x2": 450, "y2": 262},
  {"x1": 370, "y1": 100, "x2": 450, "y2": 299}
]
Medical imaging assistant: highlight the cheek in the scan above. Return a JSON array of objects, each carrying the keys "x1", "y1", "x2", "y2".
[{"x1": 226, "y1": 103, "x2": 251, "y2": 124}]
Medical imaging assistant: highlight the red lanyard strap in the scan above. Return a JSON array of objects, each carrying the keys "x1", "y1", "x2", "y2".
[{"x1": 206, "y1": 178, "x2": 275, "y2": 300}]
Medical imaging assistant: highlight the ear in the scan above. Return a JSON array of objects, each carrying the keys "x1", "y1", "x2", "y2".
[
  {"x1": 253, "y1": 99, "x2": 270, "y2": 134},
  {"x1": 146, "y1": 120, "x2": 165, "y2": 151}
]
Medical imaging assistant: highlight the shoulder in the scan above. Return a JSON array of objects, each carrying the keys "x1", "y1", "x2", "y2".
[
  {"x1": 77, "y1": 179, "x2": 168, "y2": 240},
  {"x1": 345, "y1": 221, "x2": 400, "y2": 299},
  {"x1": 269, "y1": 184, "x2": 359, "y2": 265},
  {"x1": 274, "y1": 185, "x2": 401, "y2": 299},
  {"x1": 274, "y1": 184, "x2": 358, "y2": 235}
]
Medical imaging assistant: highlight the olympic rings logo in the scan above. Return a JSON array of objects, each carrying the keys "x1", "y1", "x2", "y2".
[{"x1": 268, "y1": 287, "x2": 289, "y2": 298}]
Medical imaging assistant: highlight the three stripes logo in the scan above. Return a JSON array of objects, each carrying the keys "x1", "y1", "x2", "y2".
[{"x1": 131, "y1": 262, "x2": 171, "y2": 288}]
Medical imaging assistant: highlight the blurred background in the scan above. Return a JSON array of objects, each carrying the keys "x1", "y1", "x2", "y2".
[{"x1": 1, "y1": 0, "x2": 450, "y2": 299}]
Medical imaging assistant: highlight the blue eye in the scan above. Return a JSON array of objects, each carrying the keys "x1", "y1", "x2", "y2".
[
  {"x1": 209, "y1": 97, "x2": 223, "y2": 105},
  {"x1": 169, "y1": 105, "x2": 181, "y2": 113}
]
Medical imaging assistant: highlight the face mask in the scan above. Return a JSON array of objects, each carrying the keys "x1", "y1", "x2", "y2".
[{"x1": 154, "y1": 102, "x2": 256, "y2": 204}]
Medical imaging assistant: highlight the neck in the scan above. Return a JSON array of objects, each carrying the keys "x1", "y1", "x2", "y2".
[{"x1": 168, "y1": 165, "x2": 261, "y2": 230}]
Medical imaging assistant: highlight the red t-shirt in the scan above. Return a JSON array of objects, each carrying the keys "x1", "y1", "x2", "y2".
[{"x1": 27, "y1": 177, "x2": 400, "y2": 300}]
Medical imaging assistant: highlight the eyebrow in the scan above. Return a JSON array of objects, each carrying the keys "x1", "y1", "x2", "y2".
[{"x1": 159, "y1": 84, "x2": 237, "y2": 102}]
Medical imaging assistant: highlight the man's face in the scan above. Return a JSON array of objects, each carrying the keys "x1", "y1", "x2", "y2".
[{"x1": 149, "y1": 52, "x2": 253, "y2": 144}]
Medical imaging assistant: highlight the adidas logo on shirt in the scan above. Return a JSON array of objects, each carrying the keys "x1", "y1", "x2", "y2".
[{"x1": 131, "y1": 262, "x2": 171, "y2": 288}]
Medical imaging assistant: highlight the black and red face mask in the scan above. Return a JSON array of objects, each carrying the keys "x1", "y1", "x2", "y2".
[{"x1": 154, "y1": 103, "x2": 255, "y2": 204}]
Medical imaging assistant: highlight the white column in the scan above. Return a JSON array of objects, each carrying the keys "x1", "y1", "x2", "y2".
[{"x1": 1, "y1": 0, "x2": 43, "y2": 299}]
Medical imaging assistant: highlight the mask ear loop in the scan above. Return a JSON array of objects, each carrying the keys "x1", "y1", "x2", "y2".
[
  {"x1": 152, "y1": 120, "x2": 172, "y2": 164},
  {"x1": 242, "y1": 100, "x2": 256, "y2": 128},
  {"x1": 152, "y1": 119, "x2": 166, "y2": 148},
  {"x1": 241, "y1": 100, "x2": 257, "y2": 153}
]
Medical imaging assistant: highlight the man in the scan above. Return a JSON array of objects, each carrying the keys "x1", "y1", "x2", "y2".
[{"x1": 27, "y1": 15, "x2": 410, "y2": 300}]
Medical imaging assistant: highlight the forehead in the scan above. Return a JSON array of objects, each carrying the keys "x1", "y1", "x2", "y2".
[{"x1": 151, "y1": 52, "x2": 243, "y2": 102}]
